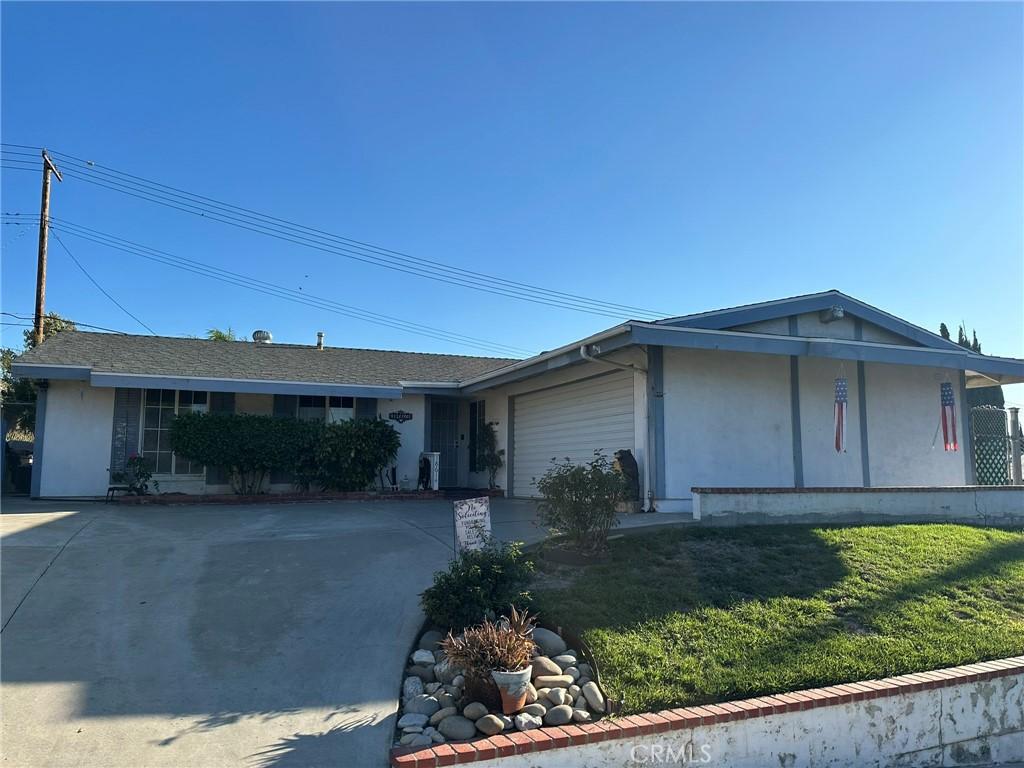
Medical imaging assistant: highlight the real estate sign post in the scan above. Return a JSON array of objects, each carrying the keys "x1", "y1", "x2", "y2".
[{"x1": 453, "y1": 497, "x2": 491, "y2": 551}]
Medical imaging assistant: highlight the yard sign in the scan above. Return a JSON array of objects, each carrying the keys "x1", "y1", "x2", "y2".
[{"x1": 453, "y1": 497, "x2": 492, "y2": 551}]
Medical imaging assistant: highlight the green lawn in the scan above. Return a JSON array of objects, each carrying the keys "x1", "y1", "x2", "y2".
[{"x1": 532, "y1": 523, "x2": 1024, "y2": 715}]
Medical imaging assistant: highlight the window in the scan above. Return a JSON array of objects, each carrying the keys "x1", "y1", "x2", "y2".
[
  {"x1": 469, "y1": 401, "x2": 486, "y2": 473},
  {"x1": 328, "y1": 395, "x2": 355, "y2": 423},
  {"x1": 142, "y1": 390, "x2": 207, "y2": 475},
  {"x1": 298, "y1": 395, "x2": 327, "y2": 421}
]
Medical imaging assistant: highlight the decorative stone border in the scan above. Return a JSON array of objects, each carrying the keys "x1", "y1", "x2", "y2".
[{"x1": 390, "y1": 656, "x2": 1024, "y2": 767}]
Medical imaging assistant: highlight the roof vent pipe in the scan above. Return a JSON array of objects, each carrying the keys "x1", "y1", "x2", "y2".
[
  {"x1": 316, "y1": 331, "x2": 325, "y2": 350},
  {"x1": 252, "y1": 330, "x2": 273, "y2": 344}
]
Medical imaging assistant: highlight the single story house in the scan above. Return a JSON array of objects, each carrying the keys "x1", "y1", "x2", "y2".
[{"x1": 13, "y1": 290, "x2": 1024, "y2": 511}]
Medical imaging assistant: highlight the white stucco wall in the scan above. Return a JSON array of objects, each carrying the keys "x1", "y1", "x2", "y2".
[
  {"x1": 461, "y1": 667, "x2": 1024, "y2": 768},
  {"x1": 866, "y1": 363, "x2": 967, "y2": 486},
  {"x1": 662, "y1": 348, "x2": 794, "y2": 511},
  {"x1": 734, "y1": 313, "x2": 912, "y2": 345},
  {"x1": 376, "y1": 395, "x2": 427, "y2": 489},
  {"x1": 798, "y1": 357, "x2": 863, "y2": 486},
  {"x1": 694, "y1": 488, "x2": 1024, "y2": 525},
  {"x1": 38, "y1": 381, "x2": 115, "y2": 497}
]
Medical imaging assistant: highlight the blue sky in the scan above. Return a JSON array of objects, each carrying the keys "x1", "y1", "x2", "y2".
[{"x1": 2, "y1": 3, "x2": 1021, "y2": 399}]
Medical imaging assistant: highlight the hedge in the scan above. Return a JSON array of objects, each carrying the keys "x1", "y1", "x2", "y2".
[{"x1": 169, "y1": 412, "x2": 400, "y2": 494}]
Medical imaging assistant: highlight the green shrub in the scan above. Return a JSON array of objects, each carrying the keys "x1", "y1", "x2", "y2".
[
  {"x1": 536, "y1": 451, "x2": 626, "y2": 553},
  {"x1": 111, "y1": 454, "x2": 157, "y2": 495},
  {"x1": 315, "y1": 417, "x2": 400, "y2": 492},
  {"x1": 420, "y1": 540, "x2": 535, "y2": 631},
  {"x1": 480, "y1": 421, "x2": 505, "y2": 489},
  {"x1": 169, "y1": 412, "x2": 400, "y2": 494}
]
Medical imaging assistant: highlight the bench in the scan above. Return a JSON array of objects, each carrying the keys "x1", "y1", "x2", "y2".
[{"x1": 105, "y1": 484, "x2": 131, "y2": 502}]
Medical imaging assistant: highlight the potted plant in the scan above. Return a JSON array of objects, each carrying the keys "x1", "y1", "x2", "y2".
[{"x1": 441, "y1": 606, "x2": 537, "y2": 715}]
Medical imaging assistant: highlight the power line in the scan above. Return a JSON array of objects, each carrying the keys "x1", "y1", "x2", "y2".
[
  {"x1": 1, "y1": 144, "x2": 666, "y2": 319},
  {"x1": 3, "y1": 214, "x2": 533, "y2": 357},
  {"x1": 49, "y1": 230, "x2": 158, "y2": 334},
  {"x1": 1, "y1": 311, "x2": 130, "y2": 335}
]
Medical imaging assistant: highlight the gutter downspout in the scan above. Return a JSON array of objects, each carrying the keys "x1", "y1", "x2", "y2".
[{"x1": 579, "y1": 344, "x2": 654, "y2": 511}]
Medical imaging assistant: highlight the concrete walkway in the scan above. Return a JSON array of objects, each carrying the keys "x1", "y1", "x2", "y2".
[{"x1": 0, "y1": 497, "x2": 688, "y2": 767}]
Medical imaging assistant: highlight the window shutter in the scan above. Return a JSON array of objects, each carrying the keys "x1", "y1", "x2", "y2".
[
  {"x1": 355, "y1": 398, "x2": 377, "y2": 420},
  {"x1": 109, "y1": 388, "x2": 142, "y2": 476},
  {"x1": 210, "y1": 392, "x2": 236, "y2": 413},
  {"x1": 273, "y1": 394, "x2": 297, "y2": 418},
  {"x1": 468, "y1": 401, "x2": 479, "y2": 472}
]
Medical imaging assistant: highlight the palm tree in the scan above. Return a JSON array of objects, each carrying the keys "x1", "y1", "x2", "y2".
[{"x1": 206, "y1": 327, "x2": 238, "y2": 342}]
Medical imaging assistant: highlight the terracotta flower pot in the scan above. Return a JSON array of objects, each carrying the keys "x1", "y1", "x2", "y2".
[{"x1": 491, "y1": 666, "x2": 533, "y2": 715}]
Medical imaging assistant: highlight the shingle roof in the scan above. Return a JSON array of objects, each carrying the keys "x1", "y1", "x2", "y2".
[{"x1": 14, "y1": 332, "x2": 517, "y2": 386}]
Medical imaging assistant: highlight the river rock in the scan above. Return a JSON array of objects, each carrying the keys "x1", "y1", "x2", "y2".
[
  {"x1": 532, "y1": 627, "x2": 567, "y2": 657},
  {"x1": 552, "y1": 654, "x2": 577, "y2": 669},
  {"x1": 568, "y1": 684, "x2": 581, "y2": 699},
  {"x1": 434, "y1": 659, "x2": 460, "y2": 685},
  {"x1": 451, "y1": 674, "x2": 465, "y2": 688},
  {"x1": 520, "y1": 702, "x2": 547, "y2": 717},
  {"x1": 424, "y1": 682, "x2": 442, "y2": 694},
  {"x1": 534, "y1": 674, "x2": 574, "y2": 689},
  {"x1": 403, "y1": 676, "x2": 424, "y2": 701},
  {"x1": 531, "y1": 656, "x2": 562, "y2": 678},
  {"x1": 475, "y1": 714, "x2": 505, "y2": 736},
  {"x1": 546, "y1": 688, "x2": 568, "y2": 706},
  {"x1": 428, "y1": 729, "x2": 445, "y2": 744},
  {"x1": 429, "y1": 706, "x2": 457, "y2": 726},
  {"x1": 435, "y1": 691, "x2": 455, "y2": 710},
  {"x1": 419, "y1": 630, "x2": 444, "y2": 650},
  {"x1": 407, "y1": 664, "x2": 435, "y2": 684},
  {"x1": 543, "y1": 704, "x2": 573, "y2": 726},
  {"x1": 515, "y1": 712, "x2": 542, "y2": 731},
  {"x1": 565, "y1": 667, "x2": 581, "y2": 682},
  {"x1": 463, "y1": 701, "x2": 489, "y2": 720},
  {"x1": 438, "y1": 715, "x2": 477, "y2": 740},
  {"x1": 582, "y1": 681, "x2": 606, "y2": 712},
  {"x1": 409, "y1": 734, "x2": 432, "y2": 747},
  {"x1": 402, "y1": 726, "x2": 424, "y2": 734},
  {"x1": 397, "y1": 713, "x2": 429, "y2": 729},
  {"x1": 572, "y1": 708, "x2": 592, "y2": 723},
  {"x1": 524, "y1": 682, "x2": 538, "y2": 704},
  {"x1": 411, "y1": 649, "x2": 435, "y2": 665},
  {"x1": 577, "y1": 663, "x2": 594, "y2": 679},
  {"x1": 405, "y1": 694, "x2": 440, "y2": 717}
]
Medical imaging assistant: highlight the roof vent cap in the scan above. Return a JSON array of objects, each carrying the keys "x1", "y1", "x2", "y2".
[{"x1": 252, "y1": 329, "x2": 273, "y2": 344}]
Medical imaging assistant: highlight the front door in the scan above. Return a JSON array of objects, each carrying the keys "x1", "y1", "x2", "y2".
[{"x1": 430, "y1": 400, "x2": 460, "y2": 487}]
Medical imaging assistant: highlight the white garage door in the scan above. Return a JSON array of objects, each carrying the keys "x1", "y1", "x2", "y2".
[{"x1": 512, "y1": 371, "x2": 635, "y2": 497}]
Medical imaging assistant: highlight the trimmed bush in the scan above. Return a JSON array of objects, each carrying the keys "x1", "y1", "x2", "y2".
[
  {"x1": 169, "y1": 412, "x2": 400, "y2": 494},
  {"x1": 420, "y1": 540, "x2": 535, "y2": 631}
]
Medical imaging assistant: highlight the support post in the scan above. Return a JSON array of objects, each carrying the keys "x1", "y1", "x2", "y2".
[
  {"x1": 1009, "y1": 407, "x2": 1022, "y2": 486},
  {"x1": 33, "y1": 150, "x2": 62, "y2": 347}
]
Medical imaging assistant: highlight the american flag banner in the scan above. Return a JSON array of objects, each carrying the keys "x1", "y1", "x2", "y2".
[
  {"x1": 834, "y1": 377, "x2": 848, "y2": 453},
  {"x1": 940, "y1": 382, "x2": 958, "y2": 452}
]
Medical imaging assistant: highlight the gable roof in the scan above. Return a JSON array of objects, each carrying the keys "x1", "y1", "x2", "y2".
[
  {"x1": 13, "y1": 332, "x2": 517, "y2": 396},
  {"x1": 655, "y1": 290, "x2": 964, "y2": 351}
]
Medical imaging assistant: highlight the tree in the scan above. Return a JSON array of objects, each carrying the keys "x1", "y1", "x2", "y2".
[
  {"x1": 206, "y1": 327, "x2": 238, "y2": 341},
  {"x1": 23, "y1": 312, "x2": 76, "y2": 350},
  {"x1": 2, "y1": 312, "x2": 77, "y2": 436},
  {"x1": 938, "y1": 322, "x2": 1003, "y2": 408}
]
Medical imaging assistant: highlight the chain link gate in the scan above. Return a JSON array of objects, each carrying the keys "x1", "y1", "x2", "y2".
[{"x1": 971, "y1": 406, "x2": 1009, "y2": 485}]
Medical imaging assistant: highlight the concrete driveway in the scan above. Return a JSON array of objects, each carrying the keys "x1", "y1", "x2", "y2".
[{"x1": 1, "y1": 497, "x2": 682, "y2": 767}]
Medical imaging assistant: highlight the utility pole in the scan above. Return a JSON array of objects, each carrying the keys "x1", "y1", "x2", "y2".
[{"x1": 33, "y1": 149, "x2": 63, "y2": 347}]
